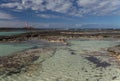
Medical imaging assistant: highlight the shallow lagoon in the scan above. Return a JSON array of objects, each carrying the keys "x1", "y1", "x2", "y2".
[
  {"x1": 0, "y1": 39, "x2": 120, "y2": 81},
  {"x1": 0, "y1": 31, "x2": 25, "y2": 36},
  {"x1": 0, "y1": 43, "x2": 33, "y2": 56},
  {"x1": 69, "y1": 40, "x2": 120, "y2": 53},
  {"x1": 0, "y1": 40, "x2": 63, "y2": 56},
  {"x1": 0, "y1": 40, "x2": 47, "y2": 56}
]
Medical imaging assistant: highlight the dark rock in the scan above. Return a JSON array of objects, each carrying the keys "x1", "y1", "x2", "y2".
[
  {"x1": 85, "y1": 56, "x2": 111, "y2": 68},
  {"x1": 70, "y1": 52, "x2": 76, "y2": 55},
  {"x1": 0, "y1": 50, "x2": 40, "y2": 76},
  {"x1": 112, "y1": 76, "x2": 117, "y2": 80}
]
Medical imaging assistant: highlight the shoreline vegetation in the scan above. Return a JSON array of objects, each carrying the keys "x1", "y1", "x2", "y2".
[{"x1": 0, "y1": 28, "x2": 120, "y2": 80}]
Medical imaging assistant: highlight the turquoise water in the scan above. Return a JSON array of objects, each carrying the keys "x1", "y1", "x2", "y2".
[
  {"x1": 0, "y1": 43, "x2": 33, "y2": 56},
  {"x1": 69, "y1": 40, "x2": 120, "y2": 53},
  {"x1": 0, "y1": 31, "x2": 25, "y2": 36},
  {"x1": 0, "y1": 39, "x2": 119, "y2": 57},
  {"x1": 37, "y1": 40, "x2": 120, "y2": 81},
  {"x1": 0, "y1": 39, "x2": 120, "y2": 81},
  {"x1": 0, "y1": 40, "x2": 58, "y2": 56}
]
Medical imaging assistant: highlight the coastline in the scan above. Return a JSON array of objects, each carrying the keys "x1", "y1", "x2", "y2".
[
  {"x1": 0, "y1": 30, "x2": 120, "y2": 81},
  {"x1": 0, "y1": 29, "x2": 119, "y2": 43},
  {"x1": 0, "y1": 47, "x2": 56, "y2": 77}
]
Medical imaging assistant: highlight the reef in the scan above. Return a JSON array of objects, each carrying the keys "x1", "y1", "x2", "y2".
[
  {"x1": 0, "y1": 29, "x2": 120, "y2": 44},
  {"x1": 0, "y1": 48, "x2": 55, "y2": 76},
  {"x1": 107, "y1": 45, "x2": 120, "y2": 61}
]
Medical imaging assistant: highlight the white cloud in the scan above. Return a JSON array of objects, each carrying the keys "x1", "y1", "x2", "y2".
[
  {"x1": 1, "y1": 2, "x2": 20, "y2": 8},
  {"x1": 0, "y1": 20, "x2": 71, "y2": 28},
  {"x1": 0, "y1": 20, "x2": 42, "y2": 27},
  {"x1": 37, "y1": 14, "x2": 62, "y2": 19},
  {"x1": 77, "y1": 0, "x2": 120, "y2": 16},
  {"x1": 0, "y1": 20, "x2": 23, "y2": 27},
  {"x1": 0, "y1": 12, "x2": 14, "y2": 19},
  {"x1": 36, "y1": 14, "x2": 74, "y2": 21},
  {"x1": 1, "y1": 0, "x2": 120, "y2": 16},
  {"x1": 77, "y1": 0, "x2": 97, "y2": 7}
]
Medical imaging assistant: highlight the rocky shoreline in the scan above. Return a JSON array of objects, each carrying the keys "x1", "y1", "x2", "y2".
[
  {"x1": 0, "y1": 30, "x2": 120, "y2": 44},
  {"x1": 107, "y1": 45, "x2": 120, "y2": 61},
  {"x1": 0, "y1": 48, "x2": 55, "y2": 77},
  {"x1": 0, "y1": 30, "x2": 120, "y2": 80}
]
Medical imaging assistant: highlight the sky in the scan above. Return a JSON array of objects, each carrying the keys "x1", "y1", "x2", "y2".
[{"x1": 0, "y1": 0, "x2": 120, "y2": 28}]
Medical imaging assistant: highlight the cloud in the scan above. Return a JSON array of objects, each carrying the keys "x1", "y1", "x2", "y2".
[
  {"x1": 77, "y1": 0, "x2": 97, "y2": 7},
  {"x1": 0, "y1": 12, "x2": 14, "y2": 19},
  {"x1": 0, "y1": 20, "x2": 23, "y2": 27},
  {"x1": 37, "y1": 14, "x2": 61, "y2": 18},
  {"x1": 1, "y1": 0, "x2": 120, "y2": 17},
  {"x1": 0, "y1": 20, "x2": 71, "y2": 28},
  {"x1": 77, "y1": 0, "x2": 120, "y2": 16},
  {"x1": 36, "y1": 14, "x2": 71, "y2": 20},
  {"x1": 0, "y1": 20, "x2": 43, "y2": 27}
]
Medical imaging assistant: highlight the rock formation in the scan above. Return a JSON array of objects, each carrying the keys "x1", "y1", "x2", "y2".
[
  {"x1": 107, "y1": 45, "x2": 120, "y2": 61},
  {"x1": 0, "y1": 48, "x2": 55, "y2": 76}
]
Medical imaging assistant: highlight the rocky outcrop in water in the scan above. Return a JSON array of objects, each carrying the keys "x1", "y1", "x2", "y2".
[
  {"x1": 0, "y1": 48, "x2": 55, "y2": 76},
  {"x1": 0, "y1": 30, "x2": 120, "y2": 43},
  {"x1": 107, "y1": 45, "x2": 120, "y2": 61},
  {"x1": 85, "y1": 56, "x2": 111, "y2": 68}
]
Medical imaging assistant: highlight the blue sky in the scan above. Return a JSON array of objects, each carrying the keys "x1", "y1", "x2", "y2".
[{"x1": 0, "y1": 0, "x2": 120, "y2": 28}]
